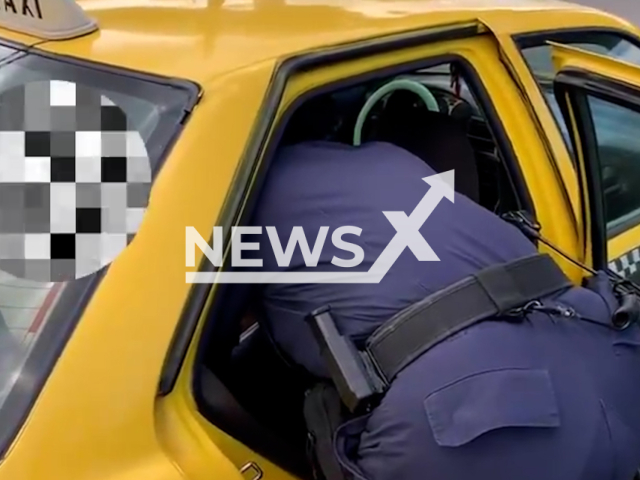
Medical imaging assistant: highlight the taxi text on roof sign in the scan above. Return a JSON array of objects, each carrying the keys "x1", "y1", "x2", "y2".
[{"x1": 0, "y1": 0, "x2": 97, "y2": 40}]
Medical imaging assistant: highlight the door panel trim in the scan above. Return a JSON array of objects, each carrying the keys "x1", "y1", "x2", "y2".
[
  {"x1": 553, "y1": 75, "x2": 608, "y2": 271},
  {"x1": 551, "y1": 44, "x2": 640, "y2": 271}
]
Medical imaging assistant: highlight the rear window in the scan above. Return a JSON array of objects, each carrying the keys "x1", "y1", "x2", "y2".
[{"x1": 0, "y1": 40, "x2": 199, "y2": 456}]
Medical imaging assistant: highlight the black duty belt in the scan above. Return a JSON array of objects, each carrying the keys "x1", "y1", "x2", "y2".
[{"x1": 306, "y1": 253, "x2": 573, "y2": 413}]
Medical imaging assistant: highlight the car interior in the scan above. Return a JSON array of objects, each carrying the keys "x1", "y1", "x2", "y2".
[{"x1": 191, "y1": 59, "x2": 528, "y2": 479}]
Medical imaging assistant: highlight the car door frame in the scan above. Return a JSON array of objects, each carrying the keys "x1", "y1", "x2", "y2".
[
  {"x1": 550, "y1": 43, "x2": 640, "y2": 274},
  {"x1": 498, "y1": 24, "x2": 640, "y2": 276},
  {"x1": 157, "y1": 19, "x2": 594, "y2": 480}
]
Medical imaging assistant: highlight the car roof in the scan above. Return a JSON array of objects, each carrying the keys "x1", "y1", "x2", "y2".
[{"x1": 6, "y1": 0, "x2": 616, "y2": 85}]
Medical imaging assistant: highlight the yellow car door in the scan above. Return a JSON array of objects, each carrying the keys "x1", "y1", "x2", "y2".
[{"x1": 550, "y1": 43, "x2": 640, "y2": 278}]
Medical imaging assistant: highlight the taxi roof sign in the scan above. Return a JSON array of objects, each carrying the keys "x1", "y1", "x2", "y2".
[{"x1": 0, "y1": 0, "x2": 97, "y2": 40}]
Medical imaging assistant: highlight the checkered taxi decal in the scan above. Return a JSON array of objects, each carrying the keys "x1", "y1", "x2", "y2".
[{"x1": 609, "y1": 247, "x2": 640, "y2": 279}]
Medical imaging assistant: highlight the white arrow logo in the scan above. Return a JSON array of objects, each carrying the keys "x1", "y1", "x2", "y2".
[
  {"x1": 187, "y1": 170, "x2": 455, "y2": 284},
  {"x1": 368, "y1": 170, "x2": 454, "y2": 278}
]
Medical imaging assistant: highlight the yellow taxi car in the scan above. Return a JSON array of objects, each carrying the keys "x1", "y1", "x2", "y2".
[{"x1": 5, "y1": 0, "x2": 640, "y2": 479}]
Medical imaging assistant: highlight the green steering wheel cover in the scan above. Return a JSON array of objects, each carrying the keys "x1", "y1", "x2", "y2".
[{"x1": 353, "y1": 79, "x2": 439, "y2": 146}]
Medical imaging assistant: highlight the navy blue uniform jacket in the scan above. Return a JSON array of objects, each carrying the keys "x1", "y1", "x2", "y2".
[{"x1": 251, "y1": 141, "x2": 640, "y2": 480}]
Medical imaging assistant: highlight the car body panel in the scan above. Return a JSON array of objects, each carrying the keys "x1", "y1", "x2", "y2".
[
  {"x1": 5, "y1": 0, "x2": 629, "y2": 84},
  {"x1": 0, "y1": 1, "x2": 639, "y2": 480},
  {"x1": 0, "y1": 49, "x2": 274, "y2": 480},
  {"x1": 479, "y1": 25, "x2": 586, "y2": 257}
]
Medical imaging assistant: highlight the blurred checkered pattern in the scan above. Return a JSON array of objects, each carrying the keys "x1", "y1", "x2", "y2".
[{"x1": 0, "y1": 80, "x2": 151, "y2": 282}]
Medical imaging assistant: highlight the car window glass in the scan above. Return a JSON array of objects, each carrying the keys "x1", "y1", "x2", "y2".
[
  {"x1": 518, "y1": 32, "x2": 640, "y2": 235},
  {"x1": 0, "y1": 276, "x2": 61, "y2": 402},
  {"x1": 585, "y1": 95, "x2": 640, "y2": 234},
  {"x1": 0, "y1": 83, "x2": 167, "y2": 406},
  {"x1": 519, "y1": 33, "x2": 640, "y2": 155},
  {"x1": 0, "y1": 42, "x2": 196, "y2": 455}
]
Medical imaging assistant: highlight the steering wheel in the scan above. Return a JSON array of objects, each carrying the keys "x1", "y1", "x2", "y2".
[{"x1": 352, "y1": 79, "x2": 439, "y2": 146}]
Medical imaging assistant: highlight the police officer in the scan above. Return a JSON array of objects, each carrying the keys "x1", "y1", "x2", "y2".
[{"x1": 250, "y1": 140, "x2": 640, "y2": 480}]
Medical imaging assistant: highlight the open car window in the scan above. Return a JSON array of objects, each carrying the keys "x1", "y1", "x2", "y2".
[
  {"x1": 516, "y1": 31, "x2": 640, "y2": 238},
  {"x1": 516, "y1": 31, "x2": 640, "y2": 149},
  {"x1": 0, "y1": 41, "x2": 198, "y2": 457}
]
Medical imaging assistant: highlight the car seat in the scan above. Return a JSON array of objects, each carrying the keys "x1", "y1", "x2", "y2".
[
  {"x1": 280, "y1": 94, "x2": 338, "y2": 146},
  {"x1": 196, "y1": 284, "x2": 313, "y2": 479},
  {"x1": 374, "y1": 89, "x2": 481, "y2": 203}
]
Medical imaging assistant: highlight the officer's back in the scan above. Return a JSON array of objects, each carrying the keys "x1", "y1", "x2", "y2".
[
  {"x1": 252, "y1": 140, "x2": 535, "y2": 377},
  {"x1": 251, "y1": 141, "x2": 640, "y2": 479}
]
